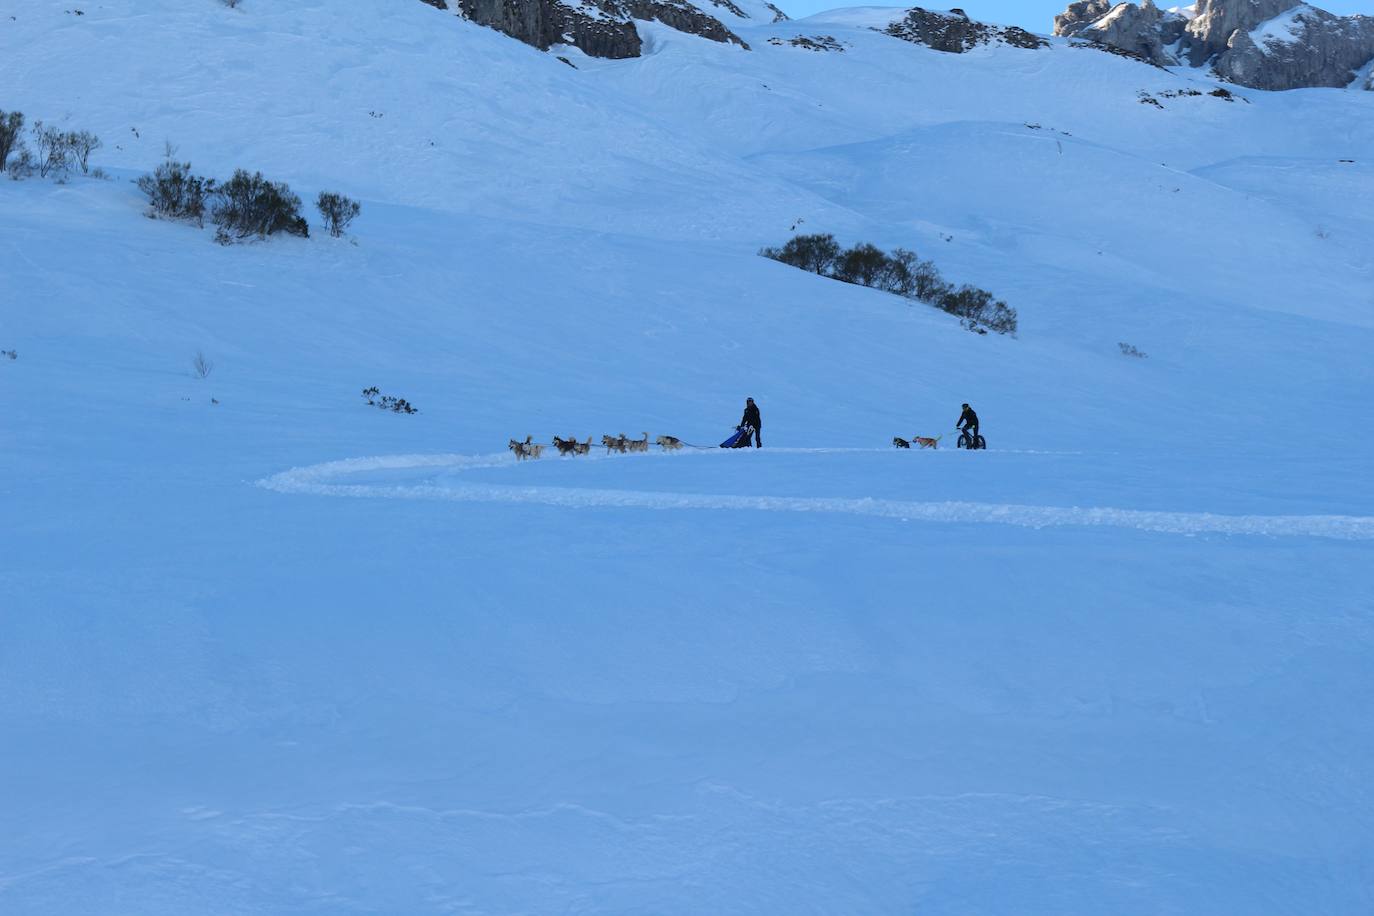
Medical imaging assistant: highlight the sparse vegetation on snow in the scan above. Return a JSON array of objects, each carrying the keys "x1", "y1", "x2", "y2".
[
  {"x1": 0, "y1": 110, "x2": 24, "y2": 173},
  {"x1": 316, "y1": 191, "x2": 360, "y2": 238},
  {"x1": 762, "y1": 233, "x2": 1017, "y2": 335},
  {"x1": 138, "y1": 154, "x2": 214, "y2": 224},
  {"x1": 361, "y1": 386, "x2": 418, "y2": 414}
]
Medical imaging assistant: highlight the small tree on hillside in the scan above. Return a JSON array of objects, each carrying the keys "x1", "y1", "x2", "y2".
[
  {"x1": 940, "y1": 285, "x2": 1018, "y2": 336},
  {"x1": 761, "y1": 233, "x2": 842, "y2": 275},
  {"x1": 31, "y1": 121, "x2": 73, "y2": 179},
  {"x1": 0, "y1": 110, "x2": 24, "y2": 173},
  {"x1": 316, "y1": 191, "x2": 360, "y2": 238},
  {"x1": 875, "y1": 247, "x2": 918, "y2": 297},
  {"x1": 832, "y1": 242, "x2": 890, "y2": 287},
  {"x1": 909, "y1": 257, "x2": 949, "y2": 304},
  {"x1": 68, "y1": 130, "x2": 101, "y2": 174}
]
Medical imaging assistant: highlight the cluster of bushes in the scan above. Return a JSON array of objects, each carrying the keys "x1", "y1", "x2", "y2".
[
  {"x1": 760, "y1": 233, "x2": 1017, "y2": 336},
  {"x1": 1, "y1": 108, "x2": 102, "y2": 181},
  {"x1": 138, "y1": 150, "x2": 360, "y2": 243},
  {"x1": 362, "y1": 387, "x2": 418, "y2": 414}
]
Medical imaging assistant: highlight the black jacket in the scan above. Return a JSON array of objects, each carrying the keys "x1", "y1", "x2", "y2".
[
  {"x1": 742, "y1": 402, "x2": 762, "y2": 430},
  {"x1": 958, "y1": 407, "x2": 979, "y2": 429}
]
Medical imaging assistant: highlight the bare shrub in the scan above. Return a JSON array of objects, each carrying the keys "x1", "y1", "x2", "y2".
[
  {"x1": 138, "y1": 157, "x2": 214, "y2": 224},
  {"x1": 7, "y1": 145, "x2": 35, "y2": 180},
  {"x1": 211, "y1": 169, "x2": 308, "y2": 240},
  {"x1": 361, "y1": 386, "x2": 417, "y2": 414},
  {"x1": 1118, "y1": 342, "x2": 1148, "y2": 358},
  {"x1": 192, "y1": 351, "x2": 214, "y2": 379},
  {"x1": 0, "y1": 110, "x2": 23, "y2": 172},
  {"x1": 32, "y1": 121, "x2": 74, "y2": 179},
  {"x1": 938, "y1": 285, "x2": 1018, "y2": 336},
  {"x1": 316, "y1": 191, "x2": 361, "y2": 238},
  {"x1": 68, "y1": 130, "x2": 101, "y2": 174}
]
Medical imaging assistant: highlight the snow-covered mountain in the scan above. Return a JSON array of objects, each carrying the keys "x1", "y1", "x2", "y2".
[
  {"x1": 3, "y1": 1, "x2": 1373, "y2": 913},
  {"x1": 1056, "y1": 0, "x2": 1374, "y2": 89}
]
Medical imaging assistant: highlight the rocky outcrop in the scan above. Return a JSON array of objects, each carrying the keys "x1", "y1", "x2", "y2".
[
  {"x1": 1053, "y1": 0, "x2": 1374, "y2": 90},
  {"x1": 885, "y1": 8, "x2": 1048, "y2": 53},
  {"x1": 1053, "y1": 0, "x2": 1113, "y2": 37},
  {"x1": 767, "y1": 34, "x2": 845, "y2": 51},
  {"x1": 624, "y1": 0, "x2": 748, "y2": 49},
  {"x1": 1210, "y1": 5, "x2": 1374, "y2": 89},
  {"x1": 1181, "y1": 0, "x2": 1292, "y2": 65},
  {"x1": 1056, "y1": 0, "x2": 1185, "y2": 66},
  {"x1": 434, "y1": 0, "x2": 746, "y2": 59}
]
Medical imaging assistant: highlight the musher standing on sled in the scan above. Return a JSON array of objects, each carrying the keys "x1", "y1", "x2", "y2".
[{"x1": 741, "y1": 397, "x2": 762, "y2": 448}]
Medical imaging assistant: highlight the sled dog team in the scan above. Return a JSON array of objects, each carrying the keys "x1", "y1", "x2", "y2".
[
  {"x1": 507, "y1": 401, "x2": 977, "y2": 459},
  {"x1": 509, "y1": 433, "x2": 685, "y2": 461}
]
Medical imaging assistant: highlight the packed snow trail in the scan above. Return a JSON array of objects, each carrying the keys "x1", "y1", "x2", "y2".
[{"x1": 258, "y1": 453, "x2": 1374, "y2": 540}]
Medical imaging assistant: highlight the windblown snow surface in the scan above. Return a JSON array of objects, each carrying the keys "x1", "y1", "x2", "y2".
[{"x1": 3, "y1": 1, "x2": 1374, "y2": 912}]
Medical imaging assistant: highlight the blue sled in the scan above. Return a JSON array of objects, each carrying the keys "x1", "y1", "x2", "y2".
[{"x1": 720, "y1": 426, "x2": 754, "y2": 448}]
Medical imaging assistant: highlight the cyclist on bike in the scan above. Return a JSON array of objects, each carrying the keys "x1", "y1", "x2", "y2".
[{"x1": 957, "y1": 403, "x2": 979, "y2": 442}]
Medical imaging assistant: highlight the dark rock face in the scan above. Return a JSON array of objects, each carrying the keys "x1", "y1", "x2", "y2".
[
  {"x1": 1054, "y1": 0, "x2": 1374, "y2": 90},
  {"x1": 1210, "y1": 4, "x2": 1374, "y2": 90},
  {"x1": 455, "y1": 0, "x2": 642, "y2": 58},
  {"x1": 885, "y1": 8, "x2": 1049, "y2": 53},
  {"x1": 623, "y1": 0, "x2": 748, "y2": 49},
  {"x1": 441, "y1": 0, "x2": 745, "y2": 59}
]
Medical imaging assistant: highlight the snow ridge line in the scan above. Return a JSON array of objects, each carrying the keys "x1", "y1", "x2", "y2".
[{"x1": 256, "y1": 454, "x2": 1374, "y2": 541}]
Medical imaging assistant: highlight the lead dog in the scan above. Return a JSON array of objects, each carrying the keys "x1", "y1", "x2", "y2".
[
  {"x1": 508, "y1": 435, "x2": 543, "y2": 460},
  {"x1": 893, "y1": 436, "x2": 911, "y2": 449},
  {"x1": 656, "y1": 435, "x2": 684, "y2": 451}
]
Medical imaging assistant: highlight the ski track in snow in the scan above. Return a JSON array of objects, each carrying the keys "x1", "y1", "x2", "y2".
[{"x1": 257, "y1": 453, "x2": 1374, "y2": 541}]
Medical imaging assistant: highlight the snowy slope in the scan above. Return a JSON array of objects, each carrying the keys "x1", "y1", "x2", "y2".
[{"x1": 3, "y1": 1, "x2": 1374, "y2": 913}]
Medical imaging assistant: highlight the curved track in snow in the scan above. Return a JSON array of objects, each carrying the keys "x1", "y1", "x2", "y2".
[{"x1": 257, "y1": 453, "x2": 1374, "y2": 541}]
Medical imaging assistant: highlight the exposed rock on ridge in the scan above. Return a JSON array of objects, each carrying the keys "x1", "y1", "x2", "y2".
[
  {"x1": 1054, "y1": 0, "x2": 1374, "y2": 90},
  {"x1": 423, "y1": 0, "x2": 748, "y2": 59},
  {"x1": 884, "y1": 8, "x2": 1048, "y2": 53},
  {"x1": 1055, "y1": 0, "x2": 1185, "y2": 66}
]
